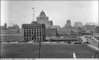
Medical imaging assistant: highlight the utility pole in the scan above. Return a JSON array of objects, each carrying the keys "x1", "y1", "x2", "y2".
[
  {"x1": 32, "y1": 8, "x2": 34, "y2": 21},
  {"x1": 39, "y1": 39, "x2": 41, "y2": 58}
]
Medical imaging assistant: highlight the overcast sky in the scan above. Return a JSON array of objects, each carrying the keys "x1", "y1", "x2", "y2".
[{"x1": 1, "y1": 1, "x2": 98, "y2": 27}]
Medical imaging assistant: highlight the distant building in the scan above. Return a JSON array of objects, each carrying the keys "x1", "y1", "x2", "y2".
[
  {"x1": 4, "y1": 23, "x2": 7, "y2": 29},
  {"x1": 95, "y1": 26, "x2": 99, "y2": 33},
  {"x1": 0, "y1": 26, "x2": 6, "y2": 34},
  {"x1": 49, "y1": 25, "x2": 61, "y2": 30},
  {"x1": 0, "y1": 23, "x2": 20, "y2": 34},
  {"x1": 0, "y1": 23, "x2": 7, "y2": 30},
  {"x1": 22, "y1": 21, "x2": 45, "y2": 42},
  {"x1": 84, "y1": 24, "x2": 96, "y2": 32},
  {"x1": 65, "y1": 20, "x2": 72, "y2": 27},
  {"x1": 0, "y1": 23, "x2": 21, "y2": 42},
  {"x1": 3, "y1": 24, "x2": 20, "y2": 34},
  {"x1": 62, "y1": 20, "x2": 77, "y2": 34},
  {"x1": 46, "y1": 28, "x2": 57, "y2": 37},
  {"x1": 8, "y1": 24, "x2": 19, "y2": 29},
  {"x1": 62, "y1": 27, "x2": 77, "y2": 34},
  {"x1": 74, "y1": 22, "x2": 83, "y2": 28},
  {"x1": 49, "y1": 21, "x2": 53, "y2": 26},
  {"x1": 37, "y1": 10, "x2": 53, "y2": 28}
]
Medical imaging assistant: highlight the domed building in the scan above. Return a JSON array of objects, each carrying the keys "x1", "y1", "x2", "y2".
[
  {"x1": 65, "y1": 20, "x2": 72, "y2": 27},
  {"x1": 36, "y1": 10, "x2": 60, "y2": 37},
  {"x1": 62, "y1": 20, "x2": 77, "y2": 34},
  {"x1": 37, "y1": 10, "x2": 53, "y2": 28}
]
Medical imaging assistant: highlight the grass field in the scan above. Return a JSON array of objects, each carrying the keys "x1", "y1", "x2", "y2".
[{"x1": 1, "y1": 42, "x2": 99, "y2": 58}]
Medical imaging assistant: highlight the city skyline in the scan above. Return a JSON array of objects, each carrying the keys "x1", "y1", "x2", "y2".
[{"x1": 1, "y1": 1, "x2": 98, "y2": 27}]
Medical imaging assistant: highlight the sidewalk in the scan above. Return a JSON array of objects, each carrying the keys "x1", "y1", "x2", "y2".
[
  {"x1": 81, "y1": 36, "x2": 99, "y2": 51},
  {"x1": 91, "y1": 36, "x2": 99, "y2": 42},
  {"x1": 88, "y1": 44, "x2": 99, "y2": 51}
]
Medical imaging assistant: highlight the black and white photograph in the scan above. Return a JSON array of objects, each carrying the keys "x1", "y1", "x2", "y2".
[{"x1": 0, "y1": 0, "x2": 99, "y2": 60}]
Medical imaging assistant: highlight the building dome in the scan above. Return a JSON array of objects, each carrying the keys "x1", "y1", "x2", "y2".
[
  {"x1": 65, "y1": 20, "x2": 72, "y2": 27},
  {"x1": 39, "y1": 10, "x2": 46, "y2": 17},
  {"x1": 67, "y1": 20, "x2": 71, "y2": 23},
  {"x1": 66, "y1": 20, "x2": 71, "y2": 25}
]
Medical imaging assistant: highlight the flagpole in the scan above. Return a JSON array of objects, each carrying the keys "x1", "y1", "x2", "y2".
[{"x1": 32, "y1": 8, "x2": 34, "y2": 21}]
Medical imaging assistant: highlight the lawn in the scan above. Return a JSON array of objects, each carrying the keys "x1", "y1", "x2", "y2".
[{"x1": 1, "y1": 42, "x2": 99, "y2": 58}]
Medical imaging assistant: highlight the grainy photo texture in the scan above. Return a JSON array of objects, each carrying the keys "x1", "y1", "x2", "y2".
[{"x1": 0, "y1": 0, "x2": 99, "y2": 59}]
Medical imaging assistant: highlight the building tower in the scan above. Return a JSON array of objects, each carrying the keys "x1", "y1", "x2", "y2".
[
  {"x1": 49, "y1": 21, "x2": 53, "y2": 26},
  {"x1": 37, "y1": 10, "x2": 53, "y2": 28},
  {"x1": 37, "y1": 10, "x2": 49, "y2": 24},
  {"x1": 4, "y1": 23, "x2": 7, "y2": 29},
  {"x1": 39, "y1": 10, "x2": 46, "y2": 17},
  {"x1": 65, "y1": 20, "x2": 71, "y2": 27}
]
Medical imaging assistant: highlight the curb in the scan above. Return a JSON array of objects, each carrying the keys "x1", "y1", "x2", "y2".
[{"x1": 88, "y1": 44, "x2": 99, "y2": 51}]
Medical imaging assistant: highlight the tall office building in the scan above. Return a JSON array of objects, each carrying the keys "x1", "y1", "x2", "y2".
[{"x1": 22, "y1": 21, "x2": 45, "y2": 42}]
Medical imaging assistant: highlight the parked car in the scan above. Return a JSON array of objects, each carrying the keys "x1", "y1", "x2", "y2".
[
  {"x1": 68, "y1": 42, "x2": 71, "y2": 44},
  {"x1": 84, "y1": 42, "x2": 89, "y2": 44}
]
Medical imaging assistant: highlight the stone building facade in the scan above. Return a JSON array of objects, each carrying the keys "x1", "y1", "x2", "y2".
[{"x1": 22, "y1": 21, "x2": 45, "y2": 42}]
